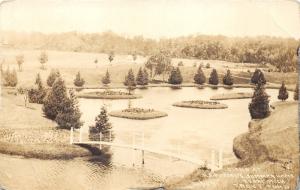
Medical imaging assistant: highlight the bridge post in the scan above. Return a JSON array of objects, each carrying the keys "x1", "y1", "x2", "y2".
[
  {"x1": 211, "y1": 150, "x2": 215, "y2": 171},
  {"x1": 142, "y1": 132, "x2": 145, "y2": 165},
  {"x1": 218, "y1": 148, "x2": 223, "y2": 169},
  {"x1": 70, "y1": 127, "x2": 74, "y2": 144}
]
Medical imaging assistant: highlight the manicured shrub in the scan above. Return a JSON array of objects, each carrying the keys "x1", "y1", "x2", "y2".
[
  {"x1": 208, "y1": 69, "x2": 219, "y2": 85},
  {"x1": 223, "y1": 69, "x2": 234, "y2": 85},
  {"x1": 194, "y1": 66, "x2": 206, "y2": 85},
  {"x1": 168, "y1": 67, "x2": 183, "y2": 85},
  {"x1": 73, "y1": 71, "x2": 85, "y2": 87},
  {"x1": 277, "y1": 82, "x2": 289, "y2": 101},
  {"x1": 102, "y1": 69, "x2": 111, "y2": 85},
  {"x1": 251, "y1": 69, "x2": 266, "y2": 84}
]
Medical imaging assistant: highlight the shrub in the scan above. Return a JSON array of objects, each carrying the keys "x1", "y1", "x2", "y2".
[
  {"x1": 3, "y1": 68, "x2": 18, "y2": 87},
  {"x1": 249, "y1": 80, "x2": 270, "y2": 119},
  {"x1": 177, "y1": 61, "x2": 184, "y2": 66},
  {"x1": 294, "y1": 83, "x2": 298, "y2": 100},
  {"x1": 193, "y1": 66, "x2": 206, "y2": 84},
  {"x1": 277, "y1": 82, "x2": 289, "y2": 101},
  {"x1": 16, "y1": 54, "x2": 24, "y2": 72},
  {"x1": 102, "y1": 69, "x2": 111, "y2": 85},
  {"x1": 136, "y1": 67, "x2": 148, "y2": 86},
  {"x1": 55, "y1": 89, "x2": 83, "y2": 129},
  {"x1": 251, "y1": 69, "x2": 266, "y2": 84},
  {"x1": 205, "y1": 63, "x2": 210, "y2": 69},
  {"x1": 208, "y1": 69, "x2": 219, "y2": 85},
  {"x1": 168, "y1": 67, "x2": 183, "y2": 85},
  {"x1": 39, "y1": 51, "x2": 48, "y2": 70},
  {"x1": 28, "y1": 73, "x2": 47, "y2": 104},
  {"x1": 223, "y1": 69, "x2": 234, "y2": 85},
  {"x1": 73, "y1": 72, "x2": 85, "y2": 87},
  {"x1": 47, "y1": 69, "x2": 60, "y2": 87}
]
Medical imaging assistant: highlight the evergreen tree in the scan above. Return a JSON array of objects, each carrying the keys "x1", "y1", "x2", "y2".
[
  {"x1": 73, "y1": 71, "x2": 85, "y2": 87},
  {"x1": 124, "y1": 69, "x2": 136, "y2": 87},
  {"x1": 47, "y1": 69, "x2": 60, "y2": 87},
  {"x1": 251, "y1": 69, "x2": 266, "y2": 84},
  {"x1": 168, "y1": 67, "x2": 183, "y2": 85},
  {"x1": 294, "y1": 83, "x2": 298, "y2": 101},
  {"x1": 55, "y1": 89, "x2": 83, "y2": 129},
  {"x1": 3, "y1": 68, "x2": 18, "y2": 87},
  {"x1": 108, "y1": 52, "x2": 114, "y2": 63},
  {"x1": 193, "y1": 66, "x2": 206, "y2": 84},
  {"x1": 102, "y1": 69, "x2": 111, "y2": 85},
  {"x1": 136, "y1": 67, "x2": 147, "y2": 85},
  {"x1": 143, "y1": 68, "x2": 149, "y2": 85},
  {"x1": 208, "y1": 69, "x2": 219, "y2": 85},
  {"x1": 223, "y1": 69, "x2": 234, "y2": 85},
  {"x1": 89, "y1": 106, "x2": 112, "y2": 141},
  {"x1": 28, "y1": 73, "x2": 47, "y2": 104},
  {"x1": 39, "y1": 51, "x2": 48, "y2": 70},
  {"x1": 43, "y1": 76, "x2": 68, "y2": 120},
  {"x1": 248, "y1": 80, "x2": 270, "y2": 119},
  {"x1": 16, "y1": 54, "x2": 24, "y2": 72},
  {"x1": 277, "y1": 82, "x2": 289, "y2": 101}
]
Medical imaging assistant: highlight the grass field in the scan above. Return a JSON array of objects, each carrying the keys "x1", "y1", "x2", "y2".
[{"x1": 1, "y1": 48, "x2": 297, "y2": 88}]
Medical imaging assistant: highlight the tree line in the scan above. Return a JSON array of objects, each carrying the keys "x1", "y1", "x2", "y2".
[{"x1": 4, "y1": 31, "x2": 299, "y2": 71}]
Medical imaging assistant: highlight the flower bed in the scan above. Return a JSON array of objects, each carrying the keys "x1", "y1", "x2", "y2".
[
  {"x1": 109, "y1": 108, "x2": 168, "y2": 120},
  {"x1": 77, "y1": 90, "x2": 142, "y2": 99},
  {"x1": 173, "y1": 100, "x2": 228, "y2": 109}
]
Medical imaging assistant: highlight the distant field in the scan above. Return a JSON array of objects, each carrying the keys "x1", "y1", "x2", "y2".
[{"x1": 0, "y1": 49, "x2": 297, "y2": 87}]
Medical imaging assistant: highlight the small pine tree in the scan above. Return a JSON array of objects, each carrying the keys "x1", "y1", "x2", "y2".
[
  {"x1": 39, "y1": 51, "x2": 48, "y2": 70},
  {"x1": 168, "y1": 67, "x2": 183, "y2": 85},
  {"x1": 55, "y1": 89, "x2": 83, "y2": 129},
  {"x1": 102, "y1": 69, "x2": 111, "y2": 85},
  {"x1": 28, "y1": 73, "x2": 47, "y2": 104},
  {"x1": 4, "y1": 68, "x2": 18, "y2": 87},
  {"x1": 43, "y1": 76, "x2": 68, "y2": 120},
  {"x1": 136, "y1": 67, "x2": 147, "y2": 85},
  {"x1": 108, "y1": 52, "x2": 114, "y2": 63},
  {"x1": 143, "y1": 68, "x2": 149, "y2": 85},
  {"x1": 277, "y1": 82, "x2": 289, "y2": 101},
  {"x1": 223, "y1": 69, "x2": 234, "y2": 85},
  {"x1": 208, "y1": 69, "x2": 219, "y2": 85},
  {"x1": 294, "y1": 83, "x2": 298, "y2": 101},
  {"x1": 73, "y1": 72, "x2": 85, "y2": 87},
  {"x1": 251, "y1": 69, "x2": 266, "y2": 84},
  {"x1": 16, "y1": 54, "x2": 24, "y2": 72},
  {"x1": 90, "y1": 106, "x2": 112, "y2": 141},
  {"x1": 47, "y1": 69, "x2": 60, "y2": 87},
  {"x1": 249, "y1": 80, "x2": 270, "y2": 119},
  {"x1": 124, "y1": 69, "x2": 136, "y2": 94},
  {"x1": 194, "y1": 66, "x2": 206, "y2": 84}
]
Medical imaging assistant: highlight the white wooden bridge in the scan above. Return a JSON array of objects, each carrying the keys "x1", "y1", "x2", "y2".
[{"x1": 70, "y1": 127, "x2": 224, "y2": 171}]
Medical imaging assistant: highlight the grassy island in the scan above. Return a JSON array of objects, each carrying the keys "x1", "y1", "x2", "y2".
[
  {"x1": 173, "y1": 100, "x2": 228, "y2": 109},
  {"x1": 77, "y1": 90, "x2": 142, "y2": 99},
  {"x1": 210, "y1": 92, "x2": 253, "y2": 100},
  {"x1": 109, "y1": 108, "x2": 168, "y2": 120}
]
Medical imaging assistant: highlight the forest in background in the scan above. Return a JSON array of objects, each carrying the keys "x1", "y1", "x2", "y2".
[{"x1": 1, "y1": 31, "x2": 299, "y2": 72}]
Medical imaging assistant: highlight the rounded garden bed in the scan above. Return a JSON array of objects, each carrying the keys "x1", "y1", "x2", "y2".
[
  {"x1": 109, "y1": 108, "x2": 168, "y2": 120},
  {"x1": 210, "y1": 92, "x2": 253, "y2": 100},
  {"x1": 173, "y1": 100, "x2": 228, "y2": 109},
  {"x1": 77, "y1": 90, "x2": 142, "y2": 99}
]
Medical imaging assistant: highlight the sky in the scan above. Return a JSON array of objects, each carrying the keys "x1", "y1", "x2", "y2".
[{"x1": 0, "y1": 0, "x2": 300, "y2": 39}]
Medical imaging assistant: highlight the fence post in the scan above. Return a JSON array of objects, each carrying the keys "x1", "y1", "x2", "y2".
[
  {"x1": 70, "y1": 127, "x2": 74, "y2": 144},
  {"x1": 218, "y1": 148, "x2": 223, "y2": 169}
]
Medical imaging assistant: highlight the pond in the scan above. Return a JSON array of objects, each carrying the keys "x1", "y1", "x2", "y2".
[{"x1": 0, "y1": 87, "x2": 290, "y2": 190}]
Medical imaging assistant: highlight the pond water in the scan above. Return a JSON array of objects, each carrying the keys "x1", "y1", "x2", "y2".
[{"x1": 0, "y1": 87, "x2": 290, "y2": 190}]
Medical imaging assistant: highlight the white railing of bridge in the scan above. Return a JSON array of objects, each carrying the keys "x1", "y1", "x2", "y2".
[{"x1": 70, "y1": 127, "x2": 224, "y2": 171}]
